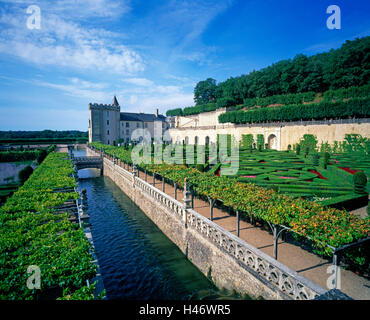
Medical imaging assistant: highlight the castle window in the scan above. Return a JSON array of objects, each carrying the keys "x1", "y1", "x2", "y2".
[
  {"x1": 107, "y1": 111, "x2": 109, "y2": 116},
  {"x1": 126, "y1": 129, "x2": 129, "y2": 135},
  {"x1": 107, "y1": 120, "x2": 109, "y2": 125},
  {"x1": 107, "y1": 130, "x2": 109, "y2": 135},
  {"x1": 126, "y1": 122, "x2": 129, "y2": 127},
  {"x1": 137, "y1": 122, "x2": 140, "y2": 128}
]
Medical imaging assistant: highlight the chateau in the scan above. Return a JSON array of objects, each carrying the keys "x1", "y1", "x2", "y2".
[
  {"x1": 88, "y1": 96, "x2": 169, "y2": 145},
  {"x1": 89, "y1": 98, "x2": 369, "y2": 149}
]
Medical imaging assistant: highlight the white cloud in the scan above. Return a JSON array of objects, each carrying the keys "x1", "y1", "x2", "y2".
[
  {"x1": 122, "y1": 77, "x2": 154, "y2": 87},
  {"x1": 33, "y1": 78, "x2": 110, "y2": 102},
  {"x1": 0, "y1": 1, "x2": 144, "y2": 74},
  {"x1": 0, "y1": 0, "x2": 130, "y2": 19}
]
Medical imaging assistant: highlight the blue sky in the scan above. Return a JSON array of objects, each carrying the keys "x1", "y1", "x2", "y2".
[{"x1": 0, "y1": 0, "x2": 369, "y2": 130}]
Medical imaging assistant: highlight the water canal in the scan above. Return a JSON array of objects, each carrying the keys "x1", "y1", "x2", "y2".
[{"x1": 74, "y1": 150, "x2": 215, "y2": 300}]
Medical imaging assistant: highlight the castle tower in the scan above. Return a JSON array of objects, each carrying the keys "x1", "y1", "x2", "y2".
[{"x1": 88, "y1": 96, "x2": 120, "y2": 145}]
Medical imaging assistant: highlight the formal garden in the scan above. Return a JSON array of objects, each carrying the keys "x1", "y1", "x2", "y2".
[{"x1": 217, "y1": 133, "x2": 370, "y2": 212}]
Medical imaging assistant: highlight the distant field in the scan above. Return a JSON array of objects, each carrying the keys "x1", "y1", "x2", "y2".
[{"x1": 0, "y1": 137, "x2": 88, "y2": 145}]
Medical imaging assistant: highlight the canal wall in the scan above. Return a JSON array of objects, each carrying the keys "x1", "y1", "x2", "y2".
[{"x1": 86, "y1": 147, "x2": 327, "y2": 300}]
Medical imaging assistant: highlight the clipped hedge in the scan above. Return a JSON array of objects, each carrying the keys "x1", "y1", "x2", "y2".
[
  {"x1": 166, "y1": 108, "x2": 182, "y2": 116},
  {"x1": 0, "y1": 151, "x2": 38, "y2": 162},
  {"x1": 242, "y1": 91, "x2": 316, "y2": 109},
  {"x1": 323, "y1": 84, "x2": 370, "y2": 101},
  {"x1": 219, "y1": 97, "x2": 370, "y2": 124}
]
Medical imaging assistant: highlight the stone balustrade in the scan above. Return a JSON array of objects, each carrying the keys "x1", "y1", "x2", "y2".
[{"x1": 185, "y1": 208, "x2": 326, "y2": 300}]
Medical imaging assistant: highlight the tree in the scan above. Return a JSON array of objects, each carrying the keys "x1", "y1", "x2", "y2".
[
  {"x1": 194, "y1": 78, "x2": 217, "y2": 105},
  {"x1": 37, "y1": 149, "x2": 47, "y2": 164},
  {"x1": 353, "y1": 171, "x2": 368, "y2": 195}
]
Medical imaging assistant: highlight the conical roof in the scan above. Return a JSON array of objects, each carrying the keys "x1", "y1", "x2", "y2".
[{"x1": 112, "y1": 96, "x2": 119, "y2": 106}]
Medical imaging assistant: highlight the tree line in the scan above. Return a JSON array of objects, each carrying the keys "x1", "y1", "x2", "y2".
[
  {"x1": 0, "y1": 130, "x2": 88, "y2": 139},
  {"x1": 166, "y1": 36, "x2": 370, "y2": 116}
]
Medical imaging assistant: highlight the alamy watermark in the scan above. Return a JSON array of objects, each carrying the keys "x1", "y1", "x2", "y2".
[
  {"x1": 26, "y1": 265, "x2": 41, "y2": 290},
  {"x1": 26, "y1": 5, "x2": 41, "y2": 30},
  {"x1": 128, "y1": 125, "x2": 239, "y2": 175},
  {"x1": 327, "y1": 5, "x2": 341, "y2": 30}
]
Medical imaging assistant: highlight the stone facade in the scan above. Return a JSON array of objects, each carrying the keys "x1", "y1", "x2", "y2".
[{"x1": 168, "y1": 109, "x2": 370, "y2": 150}]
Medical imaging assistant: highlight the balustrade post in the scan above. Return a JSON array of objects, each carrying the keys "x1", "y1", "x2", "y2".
[
  {"x1": 113, "y1": 152, "x2": 116, "y2": 165},
  {"x1": 332, "y1": 253, "x2": 341, "y2": 290},
  {"x1": 174, "y1": 182, "x2": 177, "y2": 200},
  {"x1": 236, "y1": 210, "x2": 240, "y2": 237},
  {"x1": 272, "y1": 225, "x2": 282, "y2": 260},
  {"x1": 209, "y1": 198, "x2": 215, "y2": 221},
  {"x1": 183, "y1": 178, "x2": 192, "y2": 209},
  {"x1": 153, "y1": 173, "x2": 155, "y2": 185},
  {"x1": 191, "y1": 189, "x2": 194, "y2": 209},
  {"x1": 162, "y1": 176, "x2": 165, "y2": 192},
  {"x1": 132, "y1": 162, "x2": 137, "y2": 177}
]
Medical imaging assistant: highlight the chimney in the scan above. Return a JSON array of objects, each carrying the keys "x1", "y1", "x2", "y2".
[{"x1": 155, "y1": 108, "x2": 159, "y2": 117}]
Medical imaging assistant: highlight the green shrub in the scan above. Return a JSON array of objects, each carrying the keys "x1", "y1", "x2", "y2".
[
  {"x1": 353, "y1": 171, "x2": 368, "y2": 195},
  {"x1": 304, "y1": 147, "x2": 310, "y2": 158},
  {"x1": 37, "y1": 149, "x2": 48, "y2": 164},
  {"x1": 312, "y1": 154, "x2": 320, "y2": 166},
  {"x1": 166, "y1": 108, "x2": 183, "y2": 116},
  {"x1": 300, "y1": 134, "x2": 318, "y2": 154},
  {"x1": 240, "y1": 134, "x2": 254, "y2": 149},
  {"x1": 322, "y1": 152, "x2": 330, "y2": 169},
  {"x1": 257, "y1": 134, "x2": 264, "y2": 150},
  {"x1": 296, "y1": 144, "x2": 301, "y2": 155},
  {"x1": 18, "y1": 165, "x2": 33, "y2": 184},
  {"x1": 0, "y1": 150, "x2": 38, "y2": 162},
  {"x1": 216, "y1": 97, "x2": 236, "y2": 109}
]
